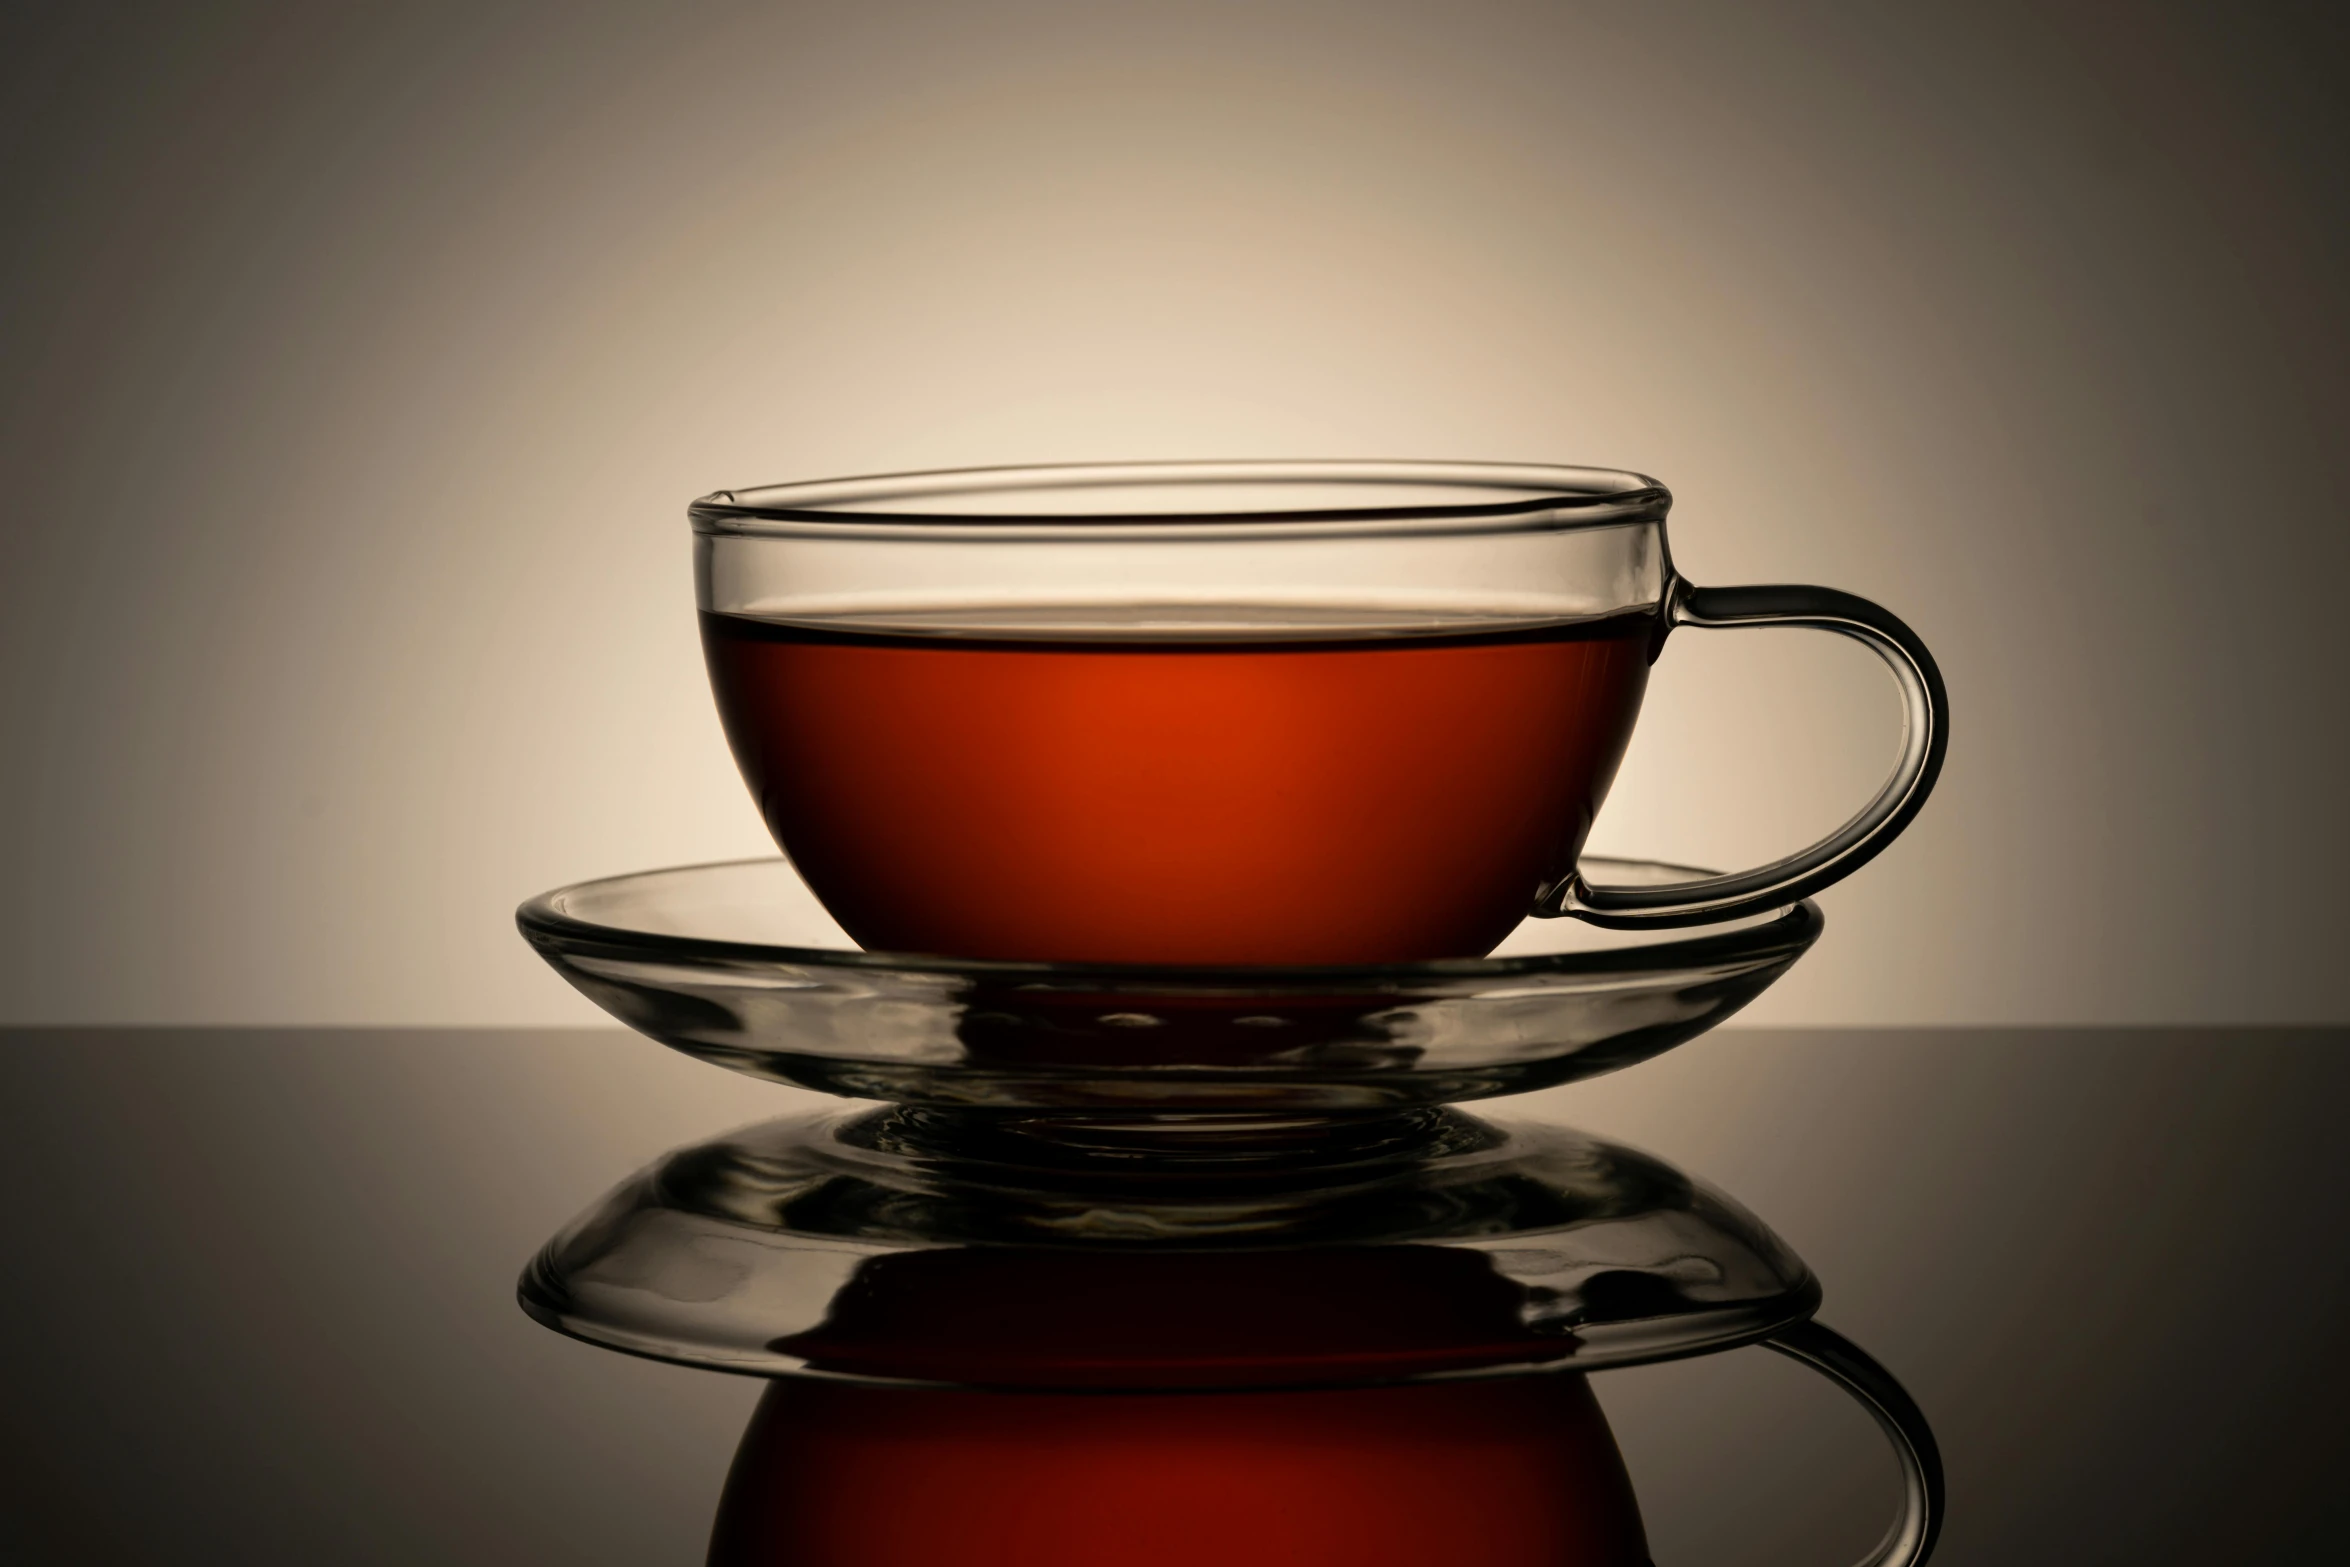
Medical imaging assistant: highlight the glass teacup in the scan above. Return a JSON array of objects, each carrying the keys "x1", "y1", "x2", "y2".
[{"x1": 693, "y1": 461, "x2": 1945, "y2": 965}]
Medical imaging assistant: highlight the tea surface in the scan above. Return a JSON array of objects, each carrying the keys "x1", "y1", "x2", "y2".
[{"x1": 703, "y1": 611, "x2": 1655, "y2": 964}]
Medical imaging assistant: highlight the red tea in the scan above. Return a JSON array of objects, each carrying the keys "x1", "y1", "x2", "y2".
[{"x1": 703, "y1": 611, "x2": 1656, "y2": 964}]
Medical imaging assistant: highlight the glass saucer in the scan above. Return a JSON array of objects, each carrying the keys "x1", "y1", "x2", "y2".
[{"x1": 517, "y1": 857, "x2": 1819, "y2": 1113}]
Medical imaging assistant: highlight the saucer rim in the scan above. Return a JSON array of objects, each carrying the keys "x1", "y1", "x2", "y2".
[{"x1": 516, "y1": 854, "x2": 1823, "y2": 983}]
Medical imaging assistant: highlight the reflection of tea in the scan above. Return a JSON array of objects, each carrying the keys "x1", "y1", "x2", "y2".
[
  {"x1": 712, "y1": 1246, "x2": 1648, "y2": 1566},
  {"x1": 703, "y1": 611, "x2": 1655, "y2": 964},
  {"x1": 711, "y1": 1377, "x2": 1647, "y2": 1567}
]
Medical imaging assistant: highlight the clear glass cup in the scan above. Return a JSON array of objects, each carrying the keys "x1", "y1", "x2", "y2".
[{"x1": 692, "y1": 461, "x2": 1946, "y2": 965}]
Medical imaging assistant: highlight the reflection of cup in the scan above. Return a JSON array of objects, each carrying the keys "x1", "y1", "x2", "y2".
[
  {"x1": 710, "y1": 1245, "x2": 1649, "y2": 1567},
  {"x1": 710, "y1": 1376, "x2": 1647, "y2": 1567},
  {"x1": 710, "y1": 1378, "x2": 1648, "y2": 1567},
  {"x1": 695, "y1": 462, "x2": 1946, "y2": 964}
]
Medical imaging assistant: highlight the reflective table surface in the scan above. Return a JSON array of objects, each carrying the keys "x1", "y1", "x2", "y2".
[{"x1": 2, "y1": 1026, "x2": 2344, "y2": 1565}]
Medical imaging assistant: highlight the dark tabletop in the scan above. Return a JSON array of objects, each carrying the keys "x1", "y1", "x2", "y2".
[{"x1": 1, "y1": 1027, "x2": 2343, "y2": 1564}]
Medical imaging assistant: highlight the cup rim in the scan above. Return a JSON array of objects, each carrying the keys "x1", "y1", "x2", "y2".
[{"x1": 690, "y1": 459, "x2": 1670, "y2": 537}]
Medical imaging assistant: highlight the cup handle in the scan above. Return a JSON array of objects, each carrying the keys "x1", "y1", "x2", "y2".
[
  {"x1": 1540, "y1": 581, "x2": 1949, "y2": 928},
  {"x1": 1753, "y1": 1320, "x2": 1946, "y2": 1567}
]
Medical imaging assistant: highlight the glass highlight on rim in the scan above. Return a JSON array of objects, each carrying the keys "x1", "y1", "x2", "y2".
[{"x1": 688, "y1": 460, "x2": 1673, "y2": 536}]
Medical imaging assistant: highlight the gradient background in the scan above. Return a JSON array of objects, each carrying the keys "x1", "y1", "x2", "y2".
[
  {"x1": 5, "y1": 3, "x2": 2349, "y2": 1564},
  {"x1": 4, "y1": 0, "x2": 2347, "y2": 1026}
]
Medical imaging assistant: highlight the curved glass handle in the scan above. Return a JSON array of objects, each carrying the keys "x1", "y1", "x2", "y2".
[
  {"x1": 1543, "y1": 580, "x2": 1949, "y2": 928},
  {"x1": 1761, "y1": 1321, "x2": 1945, "y2": 1567}
]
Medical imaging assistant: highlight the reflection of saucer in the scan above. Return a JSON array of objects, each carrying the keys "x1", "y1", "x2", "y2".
[
  {"x1": 518, "y1": 856, "x2": 1819, "y2": 1111},
  {"x1": 519, "y1": 1107, "x2": 1816, "y2": 1385}
]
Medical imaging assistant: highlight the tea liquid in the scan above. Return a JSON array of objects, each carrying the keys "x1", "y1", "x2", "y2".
[{"x1": 702, "y1": 611, "x2": 1656, "y2": 964}]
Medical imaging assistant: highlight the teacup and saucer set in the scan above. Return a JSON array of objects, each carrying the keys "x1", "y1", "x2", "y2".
[{"x1": 520, "y1": 462, "x2": 1949, "y2": 1566}]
